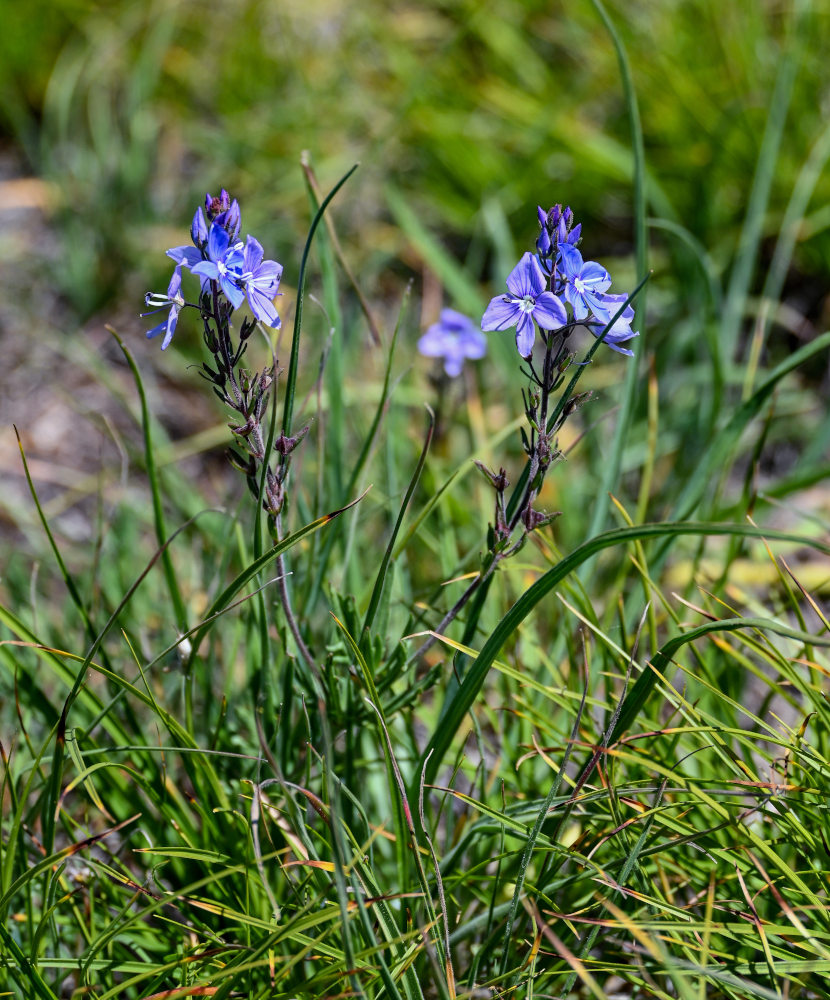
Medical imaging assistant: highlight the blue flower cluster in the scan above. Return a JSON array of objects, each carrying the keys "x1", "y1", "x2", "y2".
[
  {"x1": 482, "y1": 204, "x2": 638, "y2": 359},
  {"x1": 143, "y1": 190, "x2": 283, "y2": 349}
]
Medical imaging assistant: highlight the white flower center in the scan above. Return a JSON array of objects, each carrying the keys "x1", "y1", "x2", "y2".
[
  {"x1": 519, "y1": 295, "x2": 535, "y2": 314},
  {"x1": 574, "y1": 277, "x2": 586, "y2": 294}
]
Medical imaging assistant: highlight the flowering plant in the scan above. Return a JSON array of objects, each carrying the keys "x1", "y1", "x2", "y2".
[
  {"x1": 142, "y1": 188, "x2": 644, "y2": 722},
  {"x1": 143, "y1": 190, "x2": 294, "y2": 523},
  {"x1": 412, "y1": 204, "x2": 641, "y2": 661}
]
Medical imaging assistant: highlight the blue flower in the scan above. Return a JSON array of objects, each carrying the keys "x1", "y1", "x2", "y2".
[
  {"x1": 557, "y1": 243, "x2": 611, "y2": 321},
  {"x1": 586, "y1": 292, "x2": 639, "y2": 356},
  {"x1": 418, "y1": 308, "x2": 487, "y2": 376},
  {"x1": 481, "y1": 252, "x2": 567, "y2": 357},
  {"x1": 143, "y1": 265, "x2": 185, "y2": 350},
  {"x1": 241, "y1": 236, "x2": 283, "y2": 328},
  {"x1": 190, "y1": 223, "x2": 246, "y2": 309}
]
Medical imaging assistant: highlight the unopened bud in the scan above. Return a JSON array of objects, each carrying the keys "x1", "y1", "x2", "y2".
[
  {"x1": 274, "y1": 423, "x2": 310, "y2": 456},
  {"x1": 191, "y1": 207, "x2": 208, "y2": 248},
  {"x1": 474, "y1": 460, "x2": 509, "y2": 491},
  {"x1": 522, "y1": 507, "x2": 561, "y2": 532}
]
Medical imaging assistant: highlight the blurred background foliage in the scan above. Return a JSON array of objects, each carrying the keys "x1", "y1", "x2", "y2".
[{"x1": 2, "y1": 0, "x2": 829, "y2": 333}]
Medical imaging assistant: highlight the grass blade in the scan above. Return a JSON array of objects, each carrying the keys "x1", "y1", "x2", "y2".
[
  {"x1": 360, "y1": 407, "x2": 434, "y2": 652},
  {"x1": 583, "y1": 0, "x2": 648, "y2": 544},
  {"x1": 719, "y1": 0, "x2": 805, "y2": 368},
  {"x1": 281, "y1": 163, "x2": 358, "y2": 441},
  {"x1": 109, "y1": 328, "x2": 188, "y2": 631}
]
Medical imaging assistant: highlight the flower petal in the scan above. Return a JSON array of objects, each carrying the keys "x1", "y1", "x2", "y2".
[
  {"x1": 418, "y1": 327, "x2": 453, "y2": 356},
  {"x1": 244, "y1": 235, "x2": 264, "y2": 273},
  {"x1": 438, "y1": 308, "x2": 475, "y2": 335},
  {"x1": 506, "y1": 252, "x2": 546, "y2": 298},
  {"x1": 583, "y1": 288, "x2": 615, "y2": 320},
  {"x1": 557, "y1": 243, "x2": 583, "y2": 282},
  {"x1": 220, "y1": 275, "x2": 245, "y2": 310},
  {"x1": 600, "y1": 333, "x2": 637, "y2": 356},
  {"x1": 146, "y1": 320, "x2": 167, "y2": 340},
  {"x1": 192, "y1": 260, "x2": 219, "y2": 280},
  {"x1": 564, "y1": 283, "x2": 588, "y2": 320},
  {"x1": 166, "y1": 265, "x2": 183, "y2": 299},
  {"x1": 248, "y1": 260, "x2": 283, "y2": 298},
  {"x1": 247, "y1": 286, "x2": 281, "y2": 327},
  {"x1": 580, "y1": 260, "x2": 611, "y2": 291},
  {"x1": 161, "y1": 308, "x2": 178, "y2": 350},
  {"x1": 207, "y1": 222, "x2": 230, "y2": 261},
  {"x1": 482, "y1": 295, "x2": 520, "y2": 331},
  {"x1": 515, "y1": 312, "x2": 536, "y2": 357},
  {"x1": 167, "y1": 245, "x2": 202, "y2": 269},
  {"x1": 531, "y1": 292, "x2": 567, "y2": 330},
  {"x1": 461, "y1": 330, "x2": 487, "y2": 359}
]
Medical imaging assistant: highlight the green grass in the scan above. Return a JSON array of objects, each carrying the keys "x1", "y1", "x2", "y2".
[{"x1": 3, "y1": 0, "x2": 830, "y2": 997}]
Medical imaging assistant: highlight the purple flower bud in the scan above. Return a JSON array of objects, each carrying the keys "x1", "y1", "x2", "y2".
[
  {"x1": 191, "y1": 207, "x2": 208, "y2": 248},
  {"x1": 205, "y1": 189, "x2": 232, "y2": 222},
  {"x1": 537, "y1": 205, "x2": 547, "y2": 228},
  {"x1": 216, "y1": 199, "x2": 241, "y2": 240},
  {"x1": 563, "y1": 206, "x2": 573, "y2": 227}
]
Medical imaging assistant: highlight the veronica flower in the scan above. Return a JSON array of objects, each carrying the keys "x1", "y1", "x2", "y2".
[
  {"x1": 482, "y1": 252, "x2": 567, "y2": 357},
  {"x1": 586, "y1": 292, "x2": 639, "y2": 356},
  {"x1": 143, "y1": 265, "x2": 185, "y2": 350},
  {"x1": 190, "y1": 223, "x2": 246, "y2": 309},
  {"x1": 557, "y1": 243, "x2": 611, "y2": 321},
  {"x1": 418, "y1": 308, "x2": 486, "y2": 376},
  {"x1": 241, "y1": 236, "x2": 283, "y2": 328}
]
